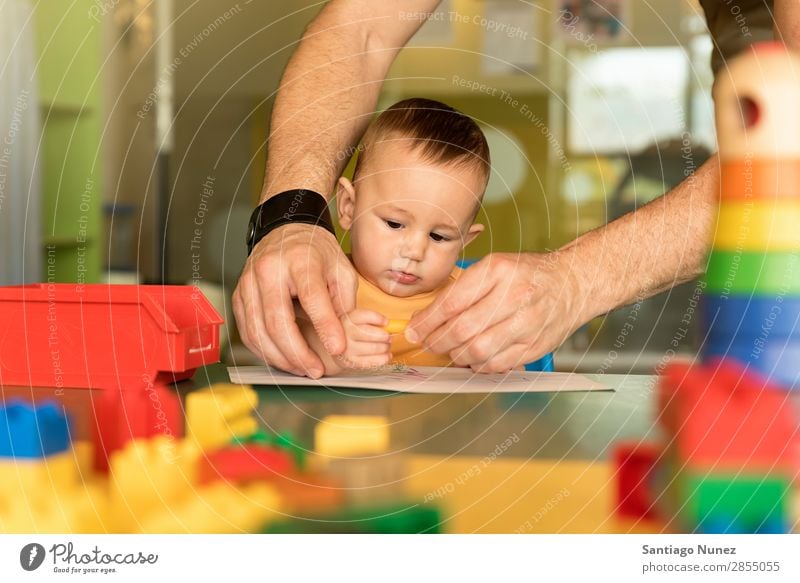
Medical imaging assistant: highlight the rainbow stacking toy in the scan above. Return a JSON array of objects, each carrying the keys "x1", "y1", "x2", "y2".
[{"x1": 613, "y1": 42, "x2": 800, "y2": 534}]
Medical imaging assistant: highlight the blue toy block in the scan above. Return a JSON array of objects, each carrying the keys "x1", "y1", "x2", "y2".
[
  {"x1": 702, "y1": 294, "x2": 800, "y2": 337},
  {"x1": 755, "y1": 519, "x2": 788, "y2": 534},
  {"x1": 0, "y1": 400, "x2": 71, "y2": 458},
  {"x1": 525, "y1": 353, "x2": 554, "y2": 372},
  {"x1": 703, "y1": 338, "x2": 800, "y2": 390},
  {"x1": 698, "y1": 515, "x2": 748, "y2": 534}
]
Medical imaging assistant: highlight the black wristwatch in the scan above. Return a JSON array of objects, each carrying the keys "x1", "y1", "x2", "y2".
[{"x1": 246, "y1": 189, "x2": 336, "y2": 255}]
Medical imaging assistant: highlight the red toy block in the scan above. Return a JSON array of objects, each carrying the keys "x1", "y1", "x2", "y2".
[
  {"x1": 0, "y1": 284, "x2": 222, "y2": 390},
  {"x1": 658, "y1": 360, "x2": 799, "y2": 474},
  {"x1": 92, "y1": 384, "x2": 183, "y2": 471},
  {"x1": 198, "y1": 443, "x2": 344, "y2": 511},
  {"x1": 613, "y1": 440, "x2": 662, "y2": 519},
  {"x1": 197, "y1": 444, "x2": 295, "y2": 485}
]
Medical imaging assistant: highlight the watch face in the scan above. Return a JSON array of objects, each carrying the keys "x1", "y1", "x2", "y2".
[{"x1": 247, "y1": 218, "x2": 256, "y2": 246}]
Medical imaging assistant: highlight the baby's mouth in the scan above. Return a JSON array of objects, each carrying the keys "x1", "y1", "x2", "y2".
[{"x1": 388, "y1": 270, "x2": 420, "y2": 285}]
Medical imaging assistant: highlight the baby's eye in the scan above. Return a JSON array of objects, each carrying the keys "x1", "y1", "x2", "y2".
[
  {"x1": 430, "y1": 232, "x2": 451, "y2": 242},
  {"x1": 385, "y1": 220, "x2": 403, "y2": 230}
]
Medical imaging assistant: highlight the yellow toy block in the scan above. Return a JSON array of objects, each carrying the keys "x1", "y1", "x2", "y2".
[
  {"x1": 715, "y1": 201, "x2": 800, "y2": 251},
  {"x1": 108, "y1": 436, "x2": 201, "y2": 532},
  {"x1": 186, "y1": 383, "x2": 259, "y2": 450},
  {"x1": 0, "y1": 441, "x2": 108, "y2": 533},
  {"x1": 314, "y1": 415, "x2": 390, "y2": 457},
  {"x1": 0, "y1": 453, "x2": 77, "y2": 500},
  {"x1": 137, "y1": 481, "x2": 282, "y2": 533},
  {"x1": 385, "y1": 319, "x2": 408, "y2": 335},
  {"x1": 0, "y1": 482, "x2": 107, "y2": 534}
]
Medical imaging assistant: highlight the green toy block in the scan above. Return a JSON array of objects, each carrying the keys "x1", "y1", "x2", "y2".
[
  {"x1": 679, "y1": 472, "x2": 789, "y2": 533},
  {"x1": 704, "y1": 251, "x2": 800, "y2": 295},
  {"x1": 232, "y1": 429, "x2": 307, "y2": 470},
  {"x1": 262, "y1": 503, "x2": 442, "y2": 534}
]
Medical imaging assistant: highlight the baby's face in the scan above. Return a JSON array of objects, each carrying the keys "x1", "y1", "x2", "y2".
[{"x1": 338, "y1": 140, "x2": 485, "y2": 297}]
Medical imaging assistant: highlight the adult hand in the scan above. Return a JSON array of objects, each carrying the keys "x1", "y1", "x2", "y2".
[
  {"x1": 233, "y1": 223, "x2": 357, "y2": 378},
  {"x1": 405, "y1": 252, "x2": 587, "y2": 373}
]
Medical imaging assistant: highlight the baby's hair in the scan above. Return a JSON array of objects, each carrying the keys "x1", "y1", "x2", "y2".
[{"x1": 353, "y1": 98, "x2": 490, "y2": 183}]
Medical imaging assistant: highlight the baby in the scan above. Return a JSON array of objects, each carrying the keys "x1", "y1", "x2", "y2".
[{"x1": 297, "y1": 98, "x2": 489, "y2": 375}]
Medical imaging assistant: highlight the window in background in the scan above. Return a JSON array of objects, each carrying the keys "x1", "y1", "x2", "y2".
[{"x1": 555, "y1": 38, "x2": 715, "y2": 373}]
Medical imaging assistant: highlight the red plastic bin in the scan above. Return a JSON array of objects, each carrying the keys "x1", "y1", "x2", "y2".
[{"x1": 0, "y1": 284, "x2": 223, "y2": 389}]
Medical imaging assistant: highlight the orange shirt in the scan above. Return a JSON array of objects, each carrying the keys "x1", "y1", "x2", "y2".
[{"x1": 356, "y1": 267, "x2": 462, "y2": 367}]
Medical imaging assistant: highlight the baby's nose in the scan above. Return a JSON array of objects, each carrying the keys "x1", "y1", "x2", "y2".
[{"x1": 400, "y1": 231, "x2": 427, "y2": 261}]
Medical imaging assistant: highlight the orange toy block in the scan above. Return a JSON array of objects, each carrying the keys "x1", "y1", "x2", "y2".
[{"x1": 659, "y1": 361, "x2": 799, "y2": 475}]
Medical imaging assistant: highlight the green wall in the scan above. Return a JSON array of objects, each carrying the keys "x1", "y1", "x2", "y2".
[{"x1": 35, "y1": 0, "x2": 102, "y2": 283}]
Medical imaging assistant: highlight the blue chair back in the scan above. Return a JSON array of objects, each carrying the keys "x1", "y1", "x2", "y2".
[{"x1": 455, "y1": 258, "x2": 554, "y2": 372}]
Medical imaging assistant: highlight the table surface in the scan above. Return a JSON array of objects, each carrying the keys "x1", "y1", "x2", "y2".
[
  {"x1": 205, "y1": 365, "x2": 664, "y2": 533},
  {"x1": 1, "y1": 365, "x2": 666, "y2": 533}
]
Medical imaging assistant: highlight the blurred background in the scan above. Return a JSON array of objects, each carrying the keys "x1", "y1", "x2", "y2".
[{"x1": 0, "y1": 0, "x2": 717, "y2": 373}]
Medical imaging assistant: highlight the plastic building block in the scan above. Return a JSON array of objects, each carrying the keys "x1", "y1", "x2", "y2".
[
  {"x1": 714, "y1": 201, "x2": 800, "y2": 250},
  {"x1": 323, "y1": 452, "x2": 409, "y2": 505},
  {"x1": 232, "y1": 429, "x2": 307, "y2": 469},
  {"x1": 0, "y1": 400, "x2": 70, "y2": 458},
  {"x1": 137, "y1": 481, "x2": 282, "y2": 534},
  {"x1": 0, "y1": 482, "x2": 107, "y2": 534},
  {"x1": 704, "y1": 251, "x2": 800, "y2": 295},
  {"x1": 714, "y1": 42, "x2": 800, "y2": 162},
  {"x1": 108, "y1": 436, "x2": 201, "y2": 532},
  {"x1": 186, "y1": 383, "x2": 258, "y2": 450},
  {"x1": 197, "y1": 443, "x2": 294, "y2": 485},
  {"x1": 0, "y1": 451, "x2": 80, "y2": 506},
  {"x1": 272, "y1": 473, "x2": 345, "y2": 514},
  {"x1": 720, "y1": 158, "x2": 800, "y2": 200},
  {"x1": 264, "y1": 503, "x2": 442, "y2": 534},
  {"x1": 658, "y1": 361, "x2": 799, "y2": 474},
  {"x1": 702, "y1": 294, "x2": 800, "y2": 338},
  {"x1": 0, "y1": 284, "x2": 222, "y2": 389},
  {"x1": 385, "y1": 319, "x2": 408, "y2": 335},
  {"x1": 314, "y1": 415, "x2": 390, "y2": 457},
  {"x1": 697, "y1": 515, "x2": 748, "y2": 534},
  {"x1": 207, "y1": 434, "x2": 343, "y2": 510},
  {"x1": 704, "y1": 339, "x2": 800, "y2": 389},
  {"x1": 681, "y1": 472, "x2": 790, "y2": 534},
  {"x1": 613, "y1": 441, "x2": 661, "y2": 520},
  {"x1": 92, "y1": 384, "x2": 183, "y2": 471}
]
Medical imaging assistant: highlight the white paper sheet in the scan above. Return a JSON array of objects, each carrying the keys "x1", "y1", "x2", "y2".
[{"x1": 227, "y1": 365, "x2": 609, "y2": 394}]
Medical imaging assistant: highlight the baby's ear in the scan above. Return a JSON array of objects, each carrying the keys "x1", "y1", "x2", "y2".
[
  {"x1": 336, "y1": 177, "x2": 356, "y2": 230},
  {"x1": 462, "y1": 223, "x2": 484, "y2": 247}
]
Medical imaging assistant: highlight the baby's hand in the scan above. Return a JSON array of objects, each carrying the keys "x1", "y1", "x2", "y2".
[{"x1": 335, "y1": 309, "x2": 393, "y2": 370}]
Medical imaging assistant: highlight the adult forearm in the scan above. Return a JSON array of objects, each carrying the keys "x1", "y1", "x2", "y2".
[
  {"x1": 561, "y1": 155, "x2": 719, "y2": 322},
  {"x1": 261, "y1": 0, "x2": 440, "y2": 202},
  {"x1": 775, "y1": 0, "x2": 800, "y2": 49}
]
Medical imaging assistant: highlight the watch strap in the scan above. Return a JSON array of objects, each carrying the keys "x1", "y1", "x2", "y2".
[{"x1": 247, "y1": 189, "x2": 336, "y2": 255}]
